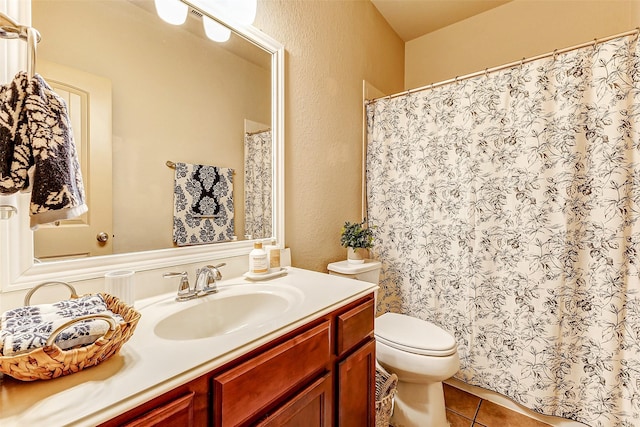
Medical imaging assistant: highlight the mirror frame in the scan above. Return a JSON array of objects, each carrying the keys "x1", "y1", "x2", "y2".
[{"x1": 0, "y1": 0, "x2": 285, "y2": 291}]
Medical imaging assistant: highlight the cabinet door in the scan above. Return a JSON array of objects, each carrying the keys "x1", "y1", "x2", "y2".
[
  {"x1": 122, "y1": 392, "x2": 195, "y2": 427},
  {"x1": 257, "y1": 373, "x2": 332, "y2": 427},
  {"x1": 337, "y1": 339, "x2": 376, "y2": 427}
]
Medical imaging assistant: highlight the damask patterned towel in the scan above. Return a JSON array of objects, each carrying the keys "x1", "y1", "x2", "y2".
[
  {"x1": 0, "y1": 310, "x2": 124, "y2": 356},
  {"x1": 1, "y1": 294, "x2": 108, "y2": 330},
  {"x1": 172, "y1": 162, "x2": 235, "y2": 246},
  {"x1": 0, "y1": 294, "x2": 123, "y2": 356},
  {"x1": 0, "y1": 72, "x2": 87, "y2": 228}
]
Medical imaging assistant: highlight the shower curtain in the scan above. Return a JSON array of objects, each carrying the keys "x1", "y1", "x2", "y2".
[
  {"x1": 366, "y1": 34, "x2": 640, "y2": 426},
  {"x1": 244, "y1": 129, "x2": 272, "y2": 239}
]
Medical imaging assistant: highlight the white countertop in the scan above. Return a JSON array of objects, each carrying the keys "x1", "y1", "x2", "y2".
[{"x1": 0, "y1": 267, "x2": 377, "y2": 427}]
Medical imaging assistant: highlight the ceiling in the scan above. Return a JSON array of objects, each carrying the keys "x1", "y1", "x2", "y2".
[{"x1": 370, "y1": 0, "x2": 512, "y2": 42}]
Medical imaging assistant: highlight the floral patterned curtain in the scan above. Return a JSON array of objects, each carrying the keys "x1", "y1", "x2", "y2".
[
  {"x1": 366, "y1": 34, "x2": 640, "y2": 426},
  {"x1": 244, "y1": 129, "x2": 272, "y2": 239}
]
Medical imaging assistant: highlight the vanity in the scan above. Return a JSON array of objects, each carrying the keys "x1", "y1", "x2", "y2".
[{"x1": 0, "y1": 268, "x2": 377, "y2": 426}]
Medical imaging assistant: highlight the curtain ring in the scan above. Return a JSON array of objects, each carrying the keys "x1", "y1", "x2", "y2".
[
  {"x1": 430, "y1": 83, "x2": 434, "y2": 90},
  {"x1": 553, "y1": 49, "x2": 558, "y2": 61},
  {"x1": 634, "y1": 27, "x2": 639, "y2": 42},
  {"x1": 593, "y1": 38, "x2": 598, "y2": 50},
  {"x1": 455, "y1": 76, "x2": 459, "y2": 84},
  {"x1": 520, "y1": 57, "x2": 525, "y2": 69},
  {"x1": 485, "y1": 68, "x2": 489, "y2": 78}
]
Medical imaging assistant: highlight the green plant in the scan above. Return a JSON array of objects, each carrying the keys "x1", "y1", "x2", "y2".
[{"x1": 340, "y1": 219, "x2": 375, "y2": 249}]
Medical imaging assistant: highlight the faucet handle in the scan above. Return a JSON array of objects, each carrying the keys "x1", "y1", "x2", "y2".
[
  {"x1": 163, "y1": 271, "x2": 196, "y2": 301},
  {"x1": 197, "y1": 263, "x2": 225, "y2": 295},
  {"x1": 206, "y1": 263, "x2": 226, "y2": 282}
]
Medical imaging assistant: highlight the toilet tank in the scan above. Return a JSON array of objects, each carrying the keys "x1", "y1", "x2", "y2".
[{"x1": 327, "y1": 259, "x2": 381, "y2": 284}]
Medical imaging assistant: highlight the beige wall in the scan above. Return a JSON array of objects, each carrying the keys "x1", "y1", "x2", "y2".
[
  {"x1": 406, "y1": 0, "x2": 640, "y2": 89},
  {"x1": 254, "y1": 1, "x2": 404, "y2": 272},
  {"x1": 33, "y1": 1, "x2": 270, "y2": 253}
]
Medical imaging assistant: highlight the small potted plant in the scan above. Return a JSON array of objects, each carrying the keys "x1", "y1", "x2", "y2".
[{"x1": 340, "y1": 219, "x2": 374, "y2": 264}]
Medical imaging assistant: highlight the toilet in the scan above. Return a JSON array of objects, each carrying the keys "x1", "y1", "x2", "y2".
[{"x1": 328, "y1": 259, "x2": 460, "y2": 427}]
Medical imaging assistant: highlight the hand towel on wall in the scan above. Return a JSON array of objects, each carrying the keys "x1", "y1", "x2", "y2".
[
  {"x1": 172, "y1": 162, "x2": 234, "y2": 246},
  {"x1": 0, "y1": 72, "x2": 87, "y2": 228}
]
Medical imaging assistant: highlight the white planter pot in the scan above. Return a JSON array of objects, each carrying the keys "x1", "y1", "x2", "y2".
[{"x1": 347, "y1": 247, "x2": 366, "y2": 264}]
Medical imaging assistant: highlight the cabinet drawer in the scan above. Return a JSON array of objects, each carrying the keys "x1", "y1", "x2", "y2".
[
  {"x1": 213, "y1": 321, "x2": 331, "y2": 426},
  {"x1": 122, "y1": 392, "x2": 195, "y2": 427},
  {"x1": 336, "y1": 299, "x2": 374, "y2": 357}
]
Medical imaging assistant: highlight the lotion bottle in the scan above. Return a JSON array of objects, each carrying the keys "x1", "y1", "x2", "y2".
[
  {"x1": 249, "y1": 241, "x2": 269, "y2": 275},
  {"x1": 264, "y1": 239, "x2": 281, "y2": 271}
]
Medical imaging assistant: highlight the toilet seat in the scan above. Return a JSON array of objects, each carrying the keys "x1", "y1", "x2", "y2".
[{"x1": 375, "y1": 313, "x2": 457, "y2": 357}]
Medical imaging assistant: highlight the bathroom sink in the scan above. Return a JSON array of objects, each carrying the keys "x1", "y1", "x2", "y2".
[{"x1": 153, "y1": 283, "x2": 304, "y2": 340}]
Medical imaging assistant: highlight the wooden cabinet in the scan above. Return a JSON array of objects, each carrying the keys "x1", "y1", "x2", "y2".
[
  {"x1": 335, "y1": 299, "x2": 376, "y2": 427},
  {"x1": 100, "y1": 376, "x2": 209, "y2": 427},
  {"x1": 256, "y1": 374, "x2": 333, "y2": 427},
  {"x1": 337, "y1": 339, "x2": 376, "y2": 426},
  {"x1": 101, "y1": 294, "x2": 375, "y2": 427},
  {"x1": 122, "y1": 392, "x2": 196, "y2": 427},
  {"x1": 213, "y1": 321, "x2": 332, "y2": 426}
]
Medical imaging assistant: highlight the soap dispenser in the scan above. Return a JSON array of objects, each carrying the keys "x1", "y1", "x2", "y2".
[
  {"x1": 264, "y1": 238, "x2": 281, "y2": 270},
  {"x1": 249, "y1": 241, "x2": 269, "y2": 274}
]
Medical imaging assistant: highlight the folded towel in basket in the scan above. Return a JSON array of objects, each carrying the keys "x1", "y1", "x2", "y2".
[
  {"x1": 1, "y1": 294, "x2": 108, "y2": 330},
  {"x1": 0, "y1": 294, "x2": 124, "y2": 356}
]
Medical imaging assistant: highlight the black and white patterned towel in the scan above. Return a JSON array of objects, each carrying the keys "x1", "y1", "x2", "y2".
[
  {"x1": 172, "y1": 162, "x2": 235, "y2": 246},
  {"x1": 0, "y1": 294, "x2": 123, "y2": 356},
  {"x1": 0, "y1": 72, "x2": 87, "y2": 228}
]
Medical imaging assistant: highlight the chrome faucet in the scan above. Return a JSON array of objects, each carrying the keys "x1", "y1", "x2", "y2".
[
  {"x1": 163, "y1": 263, "x2": 226, "y2": 302},
  {"x1": 162, "y1": 271, "x2": 196, "y2": 301}
]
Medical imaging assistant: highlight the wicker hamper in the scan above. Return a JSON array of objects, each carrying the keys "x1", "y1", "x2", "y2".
[
  {"x1": 0, "y1": 281, "x2": 141, "y2": 381},
  {"x1": 375, "y1": 366, "x2": 398, "y2": 427}
]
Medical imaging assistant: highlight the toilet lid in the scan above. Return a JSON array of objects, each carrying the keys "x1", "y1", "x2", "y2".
[
  {"x1": 327, "y1": 259, "x2": 381, "y2": 274},
  {"x1": 375, "y1": 313, "x2": 457, "y2": 357}
]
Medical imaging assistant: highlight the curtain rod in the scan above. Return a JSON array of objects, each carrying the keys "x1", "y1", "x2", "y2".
[{"x1": 367, "y1": 27, "x2": 640, "y2": 104}]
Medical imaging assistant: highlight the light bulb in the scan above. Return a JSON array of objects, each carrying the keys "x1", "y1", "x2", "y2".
[
  {"x1": 202, "y1": 16, "x2": 231, "y2": 42},
  {"x1": 154, "y1": 0, "x2": 188, "y2": 25}
]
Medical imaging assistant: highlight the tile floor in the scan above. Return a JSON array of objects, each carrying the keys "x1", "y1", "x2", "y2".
[{"x1": 444, "y1": 383, "x2": 551, "y2": 427}]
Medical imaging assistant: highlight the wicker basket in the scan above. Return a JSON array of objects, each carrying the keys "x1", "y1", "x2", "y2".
[
  {"x1": 0, "y1": 281, "x2": 141, "y2": 381},
  {"x1": 375, "y1": 366, "x2": 398, "y2": 427}
]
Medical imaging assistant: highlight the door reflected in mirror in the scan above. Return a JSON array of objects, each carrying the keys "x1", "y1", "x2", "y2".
[{"x1": 31, "y1": 0, "x2": 273, "y2": 262}]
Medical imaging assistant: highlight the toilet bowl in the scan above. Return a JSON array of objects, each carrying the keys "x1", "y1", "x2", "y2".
[
  {"x1": 327, "y1": 259, "x2": 460, "y2": 427},
  {"x1": 376, "y1": 313, "x2": 459, "y2": 427}
]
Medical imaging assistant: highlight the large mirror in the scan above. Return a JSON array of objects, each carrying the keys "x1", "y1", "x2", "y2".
[
  {"x1": 0, "y1": 0, "x2": 284, "y2": 290},
  {"x1": 32, "y1": 0, "x2": 274, "y2": 260}
]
